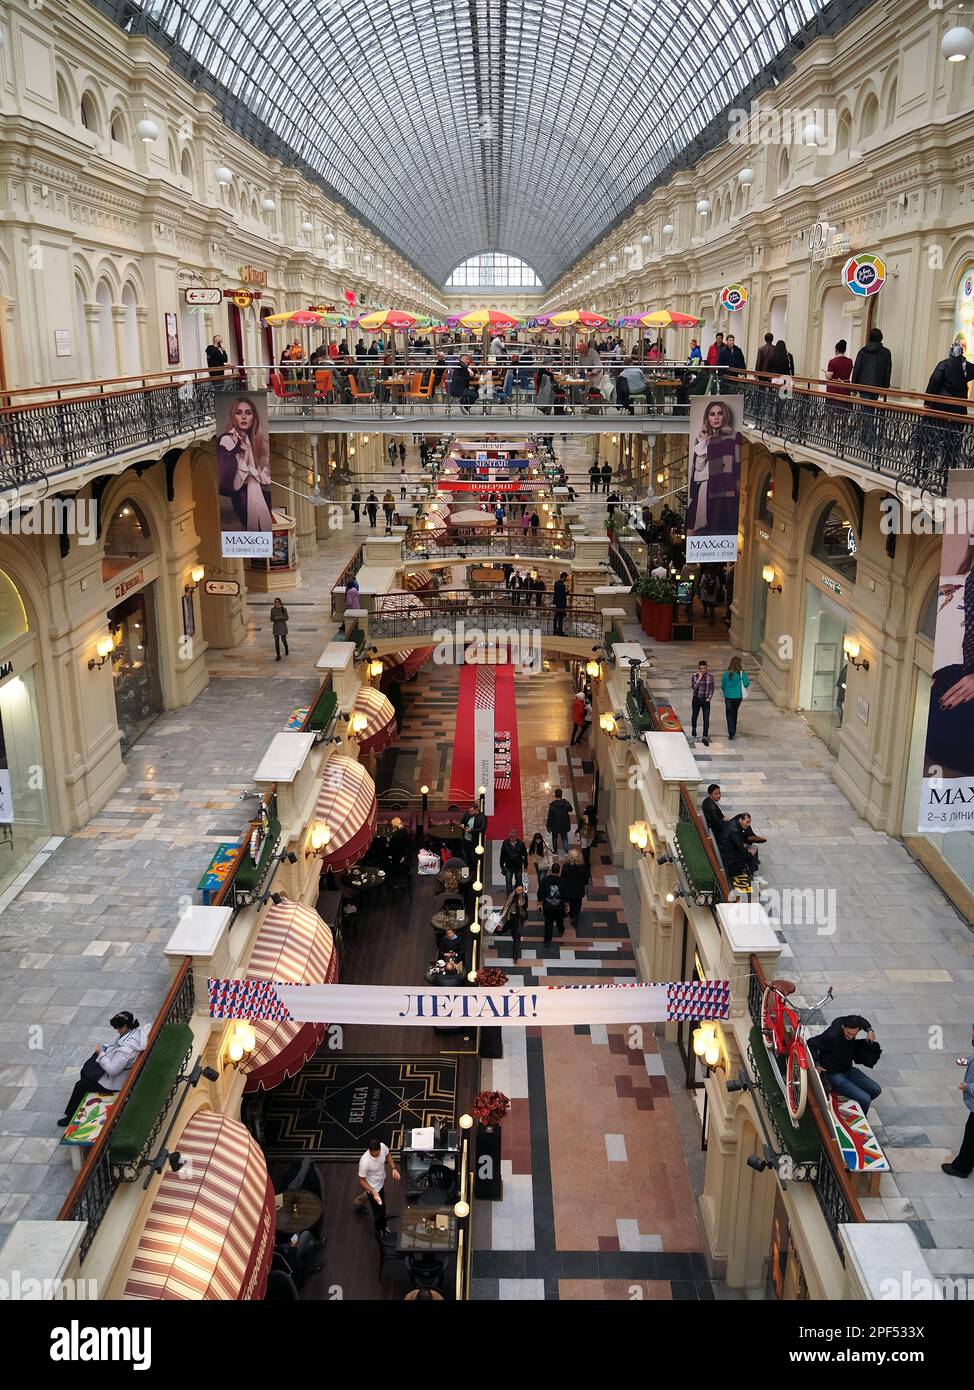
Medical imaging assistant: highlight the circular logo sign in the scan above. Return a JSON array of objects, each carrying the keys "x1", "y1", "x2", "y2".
[
  {"x1": 720, "y1": 284, "x2": 748, "y2": 312},
  {"x1": 842, "y1": 254, "x2": 886, "y2": 297}
]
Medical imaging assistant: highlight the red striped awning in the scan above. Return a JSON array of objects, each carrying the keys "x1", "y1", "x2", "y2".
[
  {"x1": 315, "y1": 754, "x2": 377, "y2": 871},
  {"x1": 382, "y1": 647, "x2": 434, "y2": 681},
  {"x1": 352, "y1": 684, "x2": 398, "y2": 757},
  {"x1": 243, "y1": 900, "x2": 338, "y2": 1094},
  {"x1": 401, "y1": 569, "x2": 435, "y2": 592},
  {"x1": 124, "y1": 1110, "x2": 274, "y2": 1301}
]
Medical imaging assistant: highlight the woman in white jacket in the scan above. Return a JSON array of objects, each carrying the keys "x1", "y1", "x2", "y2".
[{"x1": 57, "y1": 1010, "x2": 150, "y2": 1126}]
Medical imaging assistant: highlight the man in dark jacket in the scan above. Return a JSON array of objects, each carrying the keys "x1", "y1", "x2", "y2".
[
  {"x1": 560, "y1": 852, "x2": 589, "y2": 930},
  {"x1": 925, "y1": 342, "x2": 974, "y2": 420},
  {"x1": 448, "y1": 354, "x2": 479, "y2": 413},
  {"x1": 755, "y1": 333, "x2": 775, "y2": 374},
  {"x1": 701, "y1": 784, "x2": 725, "y2": 842},
  {"x1": 807, "y1": 1015, "x2": 882, "y2": 1115},
  {"x1": 546, "y1": 789, "x2": 572, "y2": 856},
  {"x1": 851, "y1": 327, "x2": 893, "y2": 440},
  {"x1": 365, "y1": 491, "x2": 379, "y2": 528},
  {"x1": 539, "y1": 862, "x2": 566, "y2": 945},
  {"x1": 589, "y1": 461, "x2": 601, "y2": 493},
  {"x1": 499, "y1": 829, "x2": 529, "y2": 896},
  {"x1": 552, "y1": 572, "x2": 569, "y2": 636},
  {"x1": 720, "y1": 812, "x2": 766, "y2": 878}
]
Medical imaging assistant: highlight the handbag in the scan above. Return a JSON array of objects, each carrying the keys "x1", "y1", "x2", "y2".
[
  {"x1": 80, "y1": 1053, "x2": 105, "y2": 1085},
  {"x1": 740, "y1": 679, "x2": 749, "y2": 700},
  {"x1": 852, "y1": 1038, "x2": 882, "y2": 1068}
]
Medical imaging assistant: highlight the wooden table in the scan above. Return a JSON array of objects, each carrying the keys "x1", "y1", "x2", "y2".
[
  {"x1": 397, "y1": 1209, "x2": 458, "y2": 1252},
  {"x1": 342, "y1": 866, "x2": 387, "y2": 891},
  {"x1": 276, "y1": 1190, "x2": 322, "y2": 1235}
]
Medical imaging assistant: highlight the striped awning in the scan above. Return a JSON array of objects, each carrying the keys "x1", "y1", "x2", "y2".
[
  {"x1": 382, "y1": 647, "x2": 434, "y2": 681},
  {"x1": 314, "y1": 754, "x2": 377, "y2": 871},
  {"x1": 124, "y1": 1111, "x2": 274, "y2": 1301},
  {"x1": 243, "y1": 900, "x2": 338, "y2": 1094},
  {"x1": 401, "y1": 569, "x2": 435, "y2": 592},
  {"x1": 352, "y1": 684, "x2": 398, "y2": 757}
]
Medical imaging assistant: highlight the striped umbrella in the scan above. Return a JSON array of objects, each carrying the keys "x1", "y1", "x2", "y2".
[
  {"x1": 314, "y1": 755, "x2": 377, "y2": 871},
  {"x1": 535, "y1": 310, "x2": 609, "y2": 329},
  {"x1": 382, "y1": 647, "x2": 434, "y2": 681},
  {"x1": 638, "y1": 309, "x2": 702, "y2": 327},
  {"x1": 447, "y1": 308, "x2": 521, "y2": 331},
  {"x1": 243, "y1": 901, "x2": 336, "y2": 1093},
  {"x1": 263, "y1": 310, "x2": 329, "y2": 326},
  {"x1": 124, "y1": 1111, "x2": 273, "y2": 1301},
  {"x1": 354, "y1": 309, "x2": 418, "y2": 330}
]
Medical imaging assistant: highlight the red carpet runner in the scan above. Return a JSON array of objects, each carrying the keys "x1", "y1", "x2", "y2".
[{"x1": 449, "y1": 662, "x2": 522, "y2": 841}]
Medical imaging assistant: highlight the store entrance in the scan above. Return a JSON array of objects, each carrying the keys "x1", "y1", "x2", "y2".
[
  {"x1": 798, "y1": 584, "x2": 847, "y2": 755},
  {"x1": 108, "y1": 588, "x2": 163, "y2": 754}
]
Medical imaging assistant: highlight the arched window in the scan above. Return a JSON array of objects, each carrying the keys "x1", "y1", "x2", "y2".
[
  {"x1": 834, "y1": 112, "x2": 852, "y2": 163},
  {"x1": 180, "y1": 148, "x2": 194, "y2": 186},
  {"x1": 102, "y1": 500, "x2": 153, "y2": 581},
  {"x1": 776, "y1": 146, "x2": 790, "y2": 193},
  {"x1": 811, "y1": 501, "x2": 858, "y2": 582},
  {"x1": 918, "y1": 581, "x2": 938, "y2": 641},
  {"x1": 80, "y1": 91, "x2": 100, "y2": 134},
  {"x1": 57, "y1": 76, "x2": 72, "y2": 122},
  {"x1": 860, "y1": 94, "x2": 879, "y2": 141},
  {"x1": 884, "y1": 79, "x2": 897, "y2": 128},
  {"x1": 110, "y1": 109, "x2": 127, "y2": 145},
  {"x1": 757, "y1": 472, "x2": 774, "y2": 524},
  {"x1": 445, "y1": 253, "x2": 542, "y2": 289},
  {"x1": 0, "y1": 567, "x2": 29, "y2": 649}
]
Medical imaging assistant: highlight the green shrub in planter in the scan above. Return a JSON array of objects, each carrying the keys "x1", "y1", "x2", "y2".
[{"x1": 633, "y1": 573, "x2": 677, "y2": 604}]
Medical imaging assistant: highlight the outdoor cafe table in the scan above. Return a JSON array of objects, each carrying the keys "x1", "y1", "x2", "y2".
[
  {"x1": 276, "y1": 1190, "x2": 323, "y2": 1236},
  {"x1": 396, "y1": 1209, "x2": 459, "y2": 1253}
]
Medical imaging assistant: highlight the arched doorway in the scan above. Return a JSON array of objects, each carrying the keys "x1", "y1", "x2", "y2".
[
  {"x1": 102, "y1": 499, "x2": 164, "y2": 752},
  {"x1": 0, "y1": 566, "x2": 52, "y2": 893},
  {"x1": 769, "y1": 297, "x2": 786, "y2": 346},
  {"x1": 817, "y1": 287, "x2": 847, "y2": 377}
]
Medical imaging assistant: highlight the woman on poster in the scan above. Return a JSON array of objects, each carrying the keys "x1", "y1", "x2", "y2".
[
  {"x1": 218, "y1": 396, "x2": 273, "y2": 531},
  {"x1": 925, "y1": 537, "x2": 974, "y2": 777},
  {"x1": 687, "y1": 399, "x2": 742, "y2": 537}
]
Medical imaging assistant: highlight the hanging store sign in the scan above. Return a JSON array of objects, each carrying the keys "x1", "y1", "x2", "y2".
[
  {"x1": 184, "y1": 287, "x2": 223, "y2": 306},
  {"x1": 205, "y1": 579, "x2": 241, "y2": 596},
  {"x1": 239, "y1": 265, "x2": 268, "y2": 286},
  {"x1": 114, "y1": 570, "x2": 145, "y2": 601},
  {"x1": 224, "y1": 289, "x2": 263, "y2": 310},
  {"x1": 819, "y1": 573, "x2": 843, "y2": 595},
  {"x1": 208, "y1": 978, "x2": 731, "y2": 1028},
  {"x1": 720, "y1": 284, "x2": 748, "y2": 312},
  {"x1": 808, "y1": 221, "x2": 850, "y2": 263},
  {"x1": 842, "y1": 253, "x2": 886, "y2": 297},
  {"x1": 917, "y1": 470, "x2": 974, "y2": 832}
]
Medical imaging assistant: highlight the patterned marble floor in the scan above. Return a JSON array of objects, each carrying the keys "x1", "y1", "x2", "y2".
[{"x1": 639, "y1": 630, "x2": 974, "y2": 1279}]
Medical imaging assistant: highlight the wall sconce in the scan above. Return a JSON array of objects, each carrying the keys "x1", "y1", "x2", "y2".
[
  {"x1": 367, "y1": 658, "x2": 384, "y2": 679},
  {"x1": 692, "y1": 1022, "x2": 725, "y2": 1072},
  {"x1": 349, "y1": 711, "x2": 369, "y2": 738},
  {"x1": 184, "y1": 564, "x2": 205, "y2": 595},
  {"x1": 628, "y1": 820, "x2": 653, "y2": 854},
  {"x1": 843, "y1": 635, "x2": 869, "y2": 671},
  {"x1": 761, "y1": 564, "x2": 782, "y2": 595},
  {"x1": 306, "y1": 821, "x2": 332, "y2": 857},
  {"x1": 585, "y1": 659, "x2": 602, "y2": 679},
  {"x1": 225, "y1": 1020, "x2": 256, "y2": 1068},
  {"x1": 599, "y1": 712, "x2": 617, "y2": 735},
  {"x1": 88, "y1": 635, "x2": 114, "y2": 671}
]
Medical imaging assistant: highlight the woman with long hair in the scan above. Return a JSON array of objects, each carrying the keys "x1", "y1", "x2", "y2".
[
  {"x1": 528, "y1": 831, "x2": 552, "y2": 889},
  {"x1": 218, "y1": 396, "x2": 272, "y2": 531},
  {"x1": 720, "y1": 653, "x2": 751, "y2": 740},
  {"x1": 688, "y1": 399, "x2": 742, "y2": 536},
  {"x1": 925, "y1": 539, "x2": 974, "y2": 776}
]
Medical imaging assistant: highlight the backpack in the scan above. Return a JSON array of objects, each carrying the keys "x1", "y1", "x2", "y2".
[{"x1": 543, "y1": 878, "x2": 563, "y2": 911}]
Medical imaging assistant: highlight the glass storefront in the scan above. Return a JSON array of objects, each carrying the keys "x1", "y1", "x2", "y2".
[
  {"x1": 798, "y1": 583, "x2": 848, "y2": 755},
  {"x1": 0, "y1": 668, "x2": 51, "y2": 896},
  {"x1": 108, "y1": 587, "x2": 163, "y2": 754}
]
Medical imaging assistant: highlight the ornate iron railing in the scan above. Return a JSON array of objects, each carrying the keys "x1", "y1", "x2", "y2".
[
  {"x1": 331, "y1": 546, "x2": 366, "y2": 616},
  {"x1": 370, "y1": 590, "x2": 603, "y2": 640},
  {"x1": 58, "y1": 960, "x2": 196, "y2": 1260},
  {"x1": 402, "y1": 533, "x2": 575, "y2": 560},
  {"x1": 0, "y1": 378, "x2": 216, "y2": 488},
  {"x1": 738, "y1": 376, "x2": 974, "y2": 498}
]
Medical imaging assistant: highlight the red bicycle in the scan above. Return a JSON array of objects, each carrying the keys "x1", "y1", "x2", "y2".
[{"x1": 761, "y1": 979, "x2": 834, "y2": 1124}]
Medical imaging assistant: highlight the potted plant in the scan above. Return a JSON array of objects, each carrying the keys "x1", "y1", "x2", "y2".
[
  {"x1": 470, "y1": 1089, "x2": 510, "y2": 1202},
  {"x1": 633, "y1": 573, "x2": 677, "y2": 641},
  {"x1": 474, "y1": 966, "x2": 508, "y2": 1058},
  {"x1": 471, "y1": 1089, "x2": 511, "y2": 1126}
]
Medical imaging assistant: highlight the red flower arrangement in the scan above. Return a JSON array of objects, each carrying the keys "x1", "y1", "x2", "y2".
[
  {"x1": 471, "y1": 1089, "x2": 511, "y2": 1126},
  {"x1": 474, "y1": 966, "x2": 509, "y2": 987}
]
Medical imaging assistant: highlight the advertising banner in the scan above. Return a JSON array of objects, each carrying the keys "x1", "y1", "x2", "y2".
[
  {"x1": 474, "y1": 666, "x2": 496, "y2": 816},
  {"x1": 208, "y1": 978, "x2": 731, "y2": 1028},
  {"x1": 686, "y1": 394, "x2": 744, "y2": 564},
  {"x1": 216, "y1": 388, "x2": 273, "y2": 558},
  {"x1": 918, "y1": 469, "x2": 974, "y2": 832}
]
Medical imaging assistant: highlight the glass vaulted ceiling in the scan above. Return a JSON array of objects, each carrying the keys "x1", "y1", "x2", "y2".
[{"x1": 114, "y1": 0, "x2": 833, "y2": 286}]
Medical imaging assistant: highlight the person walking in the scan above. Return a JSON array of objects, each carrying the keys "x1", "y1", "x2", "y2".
[
  {"x1": 942, "y1": 1024, "x2": 974, "y2": 1178},
  {"x1": 698, "y1": 568, "x2": 719, "y2": 621},
  {"x1": 398, "y1": 440, "x2": 406, "y2": 466},
  {"x1": 499, "y1": 828, "x2": 529, "y2": 896},
  {"x1": 205, "y1": 335, "x2": 229, "y2": 381},
  {"x1": 495, "y1": 502, "x2": 505, "y2": 533},
  {"x1": 706, "y1": 331, "x2": 724, "y2": 367},
  {"x1": 350, "y1": 487, "x2": 362, "y2": 524},
  {"x1": 539, "y1": 861, "x2": 566, "y2": 945},
  {"x1": 589, "y1": 460, "x2": 601, "y2": 493},
  {"x1": 388, "y1": 439, "x2": 397, "y2": 468},
  {"x1": 497, "y1": 882, "x2": 528, "y2": 963},
  {"x1": 365, "y1": 490, "x2": 379, "y2": 528},
  {"x1": 546, "y1": 789, "x2": 572, "y2": 855},
  {"x1": 507, "y1": 567, "x2": 523, "y2": 607},
  {"x1": 461, "y1": 802, "x2": 486, "y2": 867},
  {"x1": 382, "y1": 489, "x2": 396, "y2": 530},
  {"x1": 530, "y1": 510, "x2": 541, "y2": 539},
  {"x1": 569, "y1": 689, "x2": 587, "y2": 745},
  {"x1": 57, "y1": 1010, "x2": 149, "y2": 1126},
  {"x1": 399, "y1": 466, "x2": 408, "y2": 500},
  {"x1": 720, "y1": 655, "x2": 750, "y2": 739},
  {"x1": 271, "y1": 597, "x2": 290, "y2": 660},
  {"x1": 767, "y1": 340, "x2": 794, "y2": 378},
  {"x1": 600, "y1": 461, "x2": 612, "y2": 494},
  {"x1": 807, "y1": 1015, "x2": 883, "y2": 1116},
  {"x1": 560, "y1": 847, "x2": 588, "y2": 932},
  {"x1": 553, "y1": 571, "x2": 569, "y2": 636},
  {"x1": 925, "y1": 340, "x2": 974, "y2": 420},
  {"x1": 690, "y1": 658, "x2": 714, "y2": 745},
  {"x1": 579, "y1": 803, "x2": 597, "y2": 872},
  {"x1": 529, "y1": 832, "x2": 552, "y2": 889},
  {"x1": 353, "y1": 1137, "x2": 400, "y2": 1228},
  {"x1": 825, "y1": 338, "x2": 854, "y2": 400},
  {"x1": 754, "y1": 332, "x2": 775, "y2": 374},
  {"x1": 851, "y1": 327, "x2": 892, "y2": 442}
]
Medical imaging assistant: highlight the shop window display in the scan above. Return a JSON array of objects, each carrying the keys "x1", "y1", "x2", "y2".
[
  {"x1": 102, "y1": 500, "x2": 153, "y2": 582},
  {"x1": 810, "y1": 502, "x2": 858, "y2": 583},
  {"x1": 109, "y1": 590, "x2": 163, "y2": 753}
]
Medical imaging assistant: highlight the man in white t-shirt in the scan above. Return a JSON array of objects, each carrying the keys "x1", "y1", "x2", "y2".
[{"x1": 354, "y1": 1137, "x2": 400, "y2": 1227}]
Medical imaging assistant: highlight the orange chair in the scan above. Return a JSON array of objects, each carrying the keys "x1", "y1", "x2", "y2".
[
  {"x1": 407, "y1": 371, "x2": 434, "y2": 404},
  {"x1": 348, "y1": 376, "x2": 375, "y2": 406},
  {"x1": 315, "y1": 369, "x2": 334, "y2": 400}
]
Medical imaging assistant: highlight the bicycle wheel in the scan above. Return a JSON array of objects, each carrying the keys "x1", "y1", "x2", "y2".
[
  {"x1": 787, "y1": 1038, "x2": 809, "y2": 1120},
  {"x1": 760, "y1": 986, "x2": 781, "y2": 1052}
]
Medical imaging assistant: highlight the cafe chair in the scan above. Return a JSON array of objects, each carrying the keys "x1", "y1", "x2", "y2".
[
  {"x1": 374, "y1": 1221, "x2": 407, "y2": 1282},
  {"x1": 265, "y1": 1269, "x2": 300, "y2": 1301},
  {"x1": 407, "y1": 1254, "x2": 446, "y2": 1293},
  {"x1": 416, "y1": 1163, "x2": 454, "y2": 1194}
]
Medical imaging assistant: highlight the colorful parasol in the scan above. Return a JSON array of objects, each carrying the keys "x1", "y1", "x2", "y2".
[
  {"x1": 447, "y1": 308, "x2": 521, "y2": 331},
  {"x1": 264, "y1": 310, "x2": 331, "y2": 327},
  {"x1": 636, "y1": 310, "x2": 702, "y2": 328},
  {"x1": 354, "y1": 310, "x2": 418, "y2": 331},
  {"x1": 408, "y1": 316, "x2": 445, "y2": 332},
  {"x1": 535, "y1": 310, "x2": 609, "y2": 329}
]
